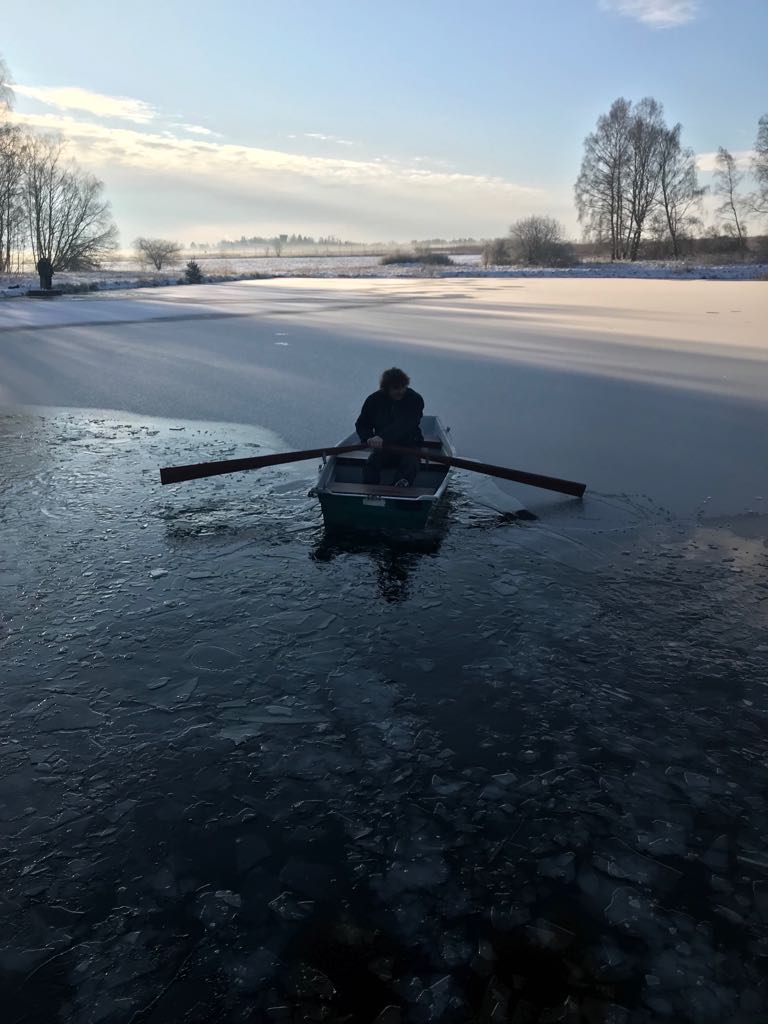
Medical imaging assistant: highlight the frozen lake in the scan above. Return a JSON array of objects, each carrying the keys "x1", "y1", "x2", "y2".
[
  {"x1": 1, "y1": 276, "x2": 767, "y2": 516},
  {"x1": 1, "y1": 278, "x2": 767, "y2": 1023}
]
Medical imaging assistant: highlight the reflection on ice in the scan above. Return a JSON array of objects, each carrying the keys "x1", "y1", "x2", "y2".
[{"x1": 1, "y1": 409, "x2": 767, "y2": 1023}]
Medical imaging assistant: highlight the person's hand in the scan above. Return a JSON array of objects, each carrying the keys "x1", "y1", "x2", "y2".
[{"x1": 368, "y1": 435, "x2": 383, "y2": 449}]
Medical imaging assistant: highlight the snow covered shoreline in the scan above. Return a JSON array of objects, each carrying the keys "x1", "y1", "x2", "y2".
[{"x1": 2, "y1": 253, "x2": 766, "y2": 299}]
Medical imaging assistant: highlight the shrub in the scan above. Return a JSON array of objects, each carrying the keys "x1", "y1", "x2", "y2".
[
  {"x1": 135, "y1": 237, "x2": 182, "y2": 270},
  {"x1": 380, "y1": 251, "x2": 412, "y2": 265},
  {"x1": 696, "y1": 231, "x2": 745, "y2": 257},
  {"x1": 380, "y1": 249, "x2": 453, "y2": 267},
  {"x1": 184, "y1": 260, "x2": 204, "y2": 284},
  {"x1": 508, "y1": 215, "x2": 578, "y2": 266},
  {"x1": 482, "y1": 238, "x2": 512, "y2": 266},
  {"x1": 748, "y1": 236, "x2": 768, "y2": 264}
]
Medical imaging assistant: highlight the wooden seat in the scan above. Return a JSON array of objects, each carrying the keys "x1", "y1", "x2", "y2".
[
  {"x1": 335, "y1": 437, "x2": 445, "y2": 465},
  {"x1": 327, "y1": 483, "x2": 434, "y2": 498}
]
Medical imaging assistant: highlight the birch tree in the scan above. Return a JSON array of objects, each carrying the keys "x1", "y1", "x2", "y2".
[
  {"x1": 0, "y1": 125, "x2": 25, "y2": 271},
  {"x1": 575, "y1": 98, "x2": 632, "y2": 260},
  {"x1": 752, "y1": 114, "x2": 768, "y2": 218},
  {"x1": 0, "y1": 55, "x2": 13, "y2": 112},
  {"x1": 657, "y1": 123, "x2": 705, "y2": 257},
  {"x1": 575, "y1": 97, "x2": 704, "y2": 260},
  {"x1": 625, "y1": 98, "x2": 666, "y2": 260},
  {"x1": 713, "y1": 147, "x2": 747, "y2": 251}
]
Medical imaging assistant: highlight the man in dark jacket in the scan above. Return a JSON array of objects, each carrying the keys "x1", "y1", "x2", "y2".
[
  {"x1": 355, "y1": 367, "x2": 424, "y2": 487},
  {"x1": 36, "y1": 256, "x2": 54, "y2": 290}
]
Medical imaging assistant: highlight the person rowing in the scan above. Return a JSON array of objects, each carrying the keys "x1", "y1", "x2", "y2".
[{"x1": 355, "y1": 367, "x2": 424, "y2": 488}]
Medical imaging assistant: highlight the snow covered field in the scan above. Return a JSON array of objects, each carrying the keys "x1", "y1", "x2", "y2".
[
  {"x1": 1, "y1": 277, "x2": 767, "y2": 1022},
  {"x1": 2, "y1": 251, "x2": 766, "y2": 299}
]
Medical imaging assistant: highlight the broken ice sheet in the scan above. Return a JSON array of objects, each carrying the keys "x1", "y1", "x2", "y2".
[
  {"x1": 268, "y1": 891, "x2": 315, "y2": 921},
  {"x1": 524, "y1": 919, "x2": 574, "y2": 952},
  {"x1": 188, "y1": 644, "x2": 241, "y2": 671},
  {"x1": 3, "y1": 409, "x2": 768, "y2": 1021},
  {"x1": 593, "y1": 838, "x2": 682, "y2": 890},
  {"x1": 17, "y1": 694, "x2": 105, "y2": 732}
]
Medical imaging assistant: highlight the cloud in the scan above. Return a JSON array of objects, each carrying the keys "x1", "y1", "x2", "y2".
[
  {"x1": 13, "y1": 84, "x2": 156, "y2": 123},
  {"x1": 696, "y1": 149, "x2": 753, "y2": 173},
  {"x1": 598, "y1": 0, "x2": 699, "y2": 28},
  {"x1": 12, "y1": 111, "x2": 541, "y2": 195},
  {"x1": 304, "y1": 132, "x2": 355, "y2": 146},
  {"x1": 9, "y1": 109, "x2": 555, "y2": 238},
  {"x1": 172, "y1": 122, "x2": 219, "y2": 137}
]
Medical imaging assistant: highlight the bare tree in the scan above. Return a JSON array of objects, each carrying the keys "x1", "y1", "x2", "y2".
[
  {"x1": 0, "y1": 124, "x2": 26, "y2": 271},
  {"x1": 272, "y1": 236, "x2": 284, "y2": 258},
  {"x1": 751, "y1": 114, "x2": 768, "y2": 218},
  {"x1": 625, "y1": 98, "x2": 666, "y2": 260},
  {"x1": 509, "y1": 216, "x2": 573, "y2": 265},
  {"x1": 23, "y1": 134, "x2": 118, "y2": 269},
  {"x1": 713, "y1": 147, "x2": 747, "y2": 251},
  {"x1": 0, "y1": 55, "x2": 22, "y2": 272},
  {"x1": 575, "y1": 96, "x2": 701, "y2": 260},
  {"x1": 135, "y1": 237, "x2": 182, "y2": 270},
  {"x1": 0, "y1": 55, "x2": 13, "y2": 113},
  {"x1": 575, "y1": 97, "x2": 632, "y2": 260},
  {"x1": 657, "y1": 124, "x2": 706, "y2": 257}
]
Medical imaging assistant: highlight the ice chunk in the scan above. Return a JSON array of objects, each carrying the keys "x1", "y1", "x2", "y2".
[
  {"x1": 431, "y1": 774, "x2": 467, "y2": 797},
  {"x1": 189, "y1": 644, "x2": 240, "y2": 671},
  {"x1": 22, "y1": 694, "x2": 104, "y2": 732},
  {"x1": 268, "y1": 891, "x2": 314, "y2": 921},
  {"x1": 227, "y1": 947, "x2": 279, "y2": 994},
  {"x1": 594, "y1": 838, "x2": 681, "y2": 889},
  {"x1": 524, "y1": 919, "x2": 574, "y2": 952},
  {"x1": 372, "y1": 1007, "x2": 402, "y2": 1024},
  {"x1": 236, "y1": 835, "x2": 270, "y2": 872},
  {"x1": 279, "y1": 858, "x2": 334, "y2": 899},
  {"x1": 754, "y1": 881, "x2": 768, "y2": 920}
]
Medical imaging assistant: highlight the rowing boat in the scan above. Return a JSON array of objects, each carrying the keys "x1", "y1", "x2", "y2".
[{"x1": 315, "y1": 415, "x2": 455, "y2": 531}]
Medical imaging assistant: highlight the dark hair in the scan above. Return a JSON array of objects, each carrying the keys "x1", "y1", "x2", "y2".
[{"x1": 380, "y1": 367, "x2": 410, "y2": 390}]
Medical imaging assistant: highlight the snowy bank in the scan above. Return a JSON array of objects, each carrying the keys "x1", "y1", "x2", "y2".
[{"x1": 2, "y1": 254, "x2": 766, "y2": 299}]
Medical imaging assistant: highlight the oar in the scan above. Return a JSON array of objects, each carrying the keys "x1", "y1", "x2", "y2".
[
  {"x1": 160, "y1": 443, "x2": 585, "y2": 497},
  {"x1": 385, "y1": 445, "x2": 586, "y2": 498},
  {"x1": 159, "y1": 444, "x2": 365, "y2": 485}
]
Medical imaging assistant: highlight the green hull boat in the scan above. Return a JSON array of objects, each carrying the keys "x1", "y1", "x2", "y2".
[{"x1": 316, "y1": 415, "x2": 454, "y2": 532}]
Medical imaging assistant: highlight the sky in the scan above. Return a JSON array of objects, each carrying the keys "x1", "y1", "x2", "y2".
[{"x1": 3, "y1": 0, "x2": 766, "y2": 245}]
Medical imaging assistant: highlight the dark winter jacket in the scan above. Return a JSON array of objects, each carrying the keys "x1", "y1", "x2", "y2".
[{"x1": 355, "y1": 388, "x2": 424, "y2": 446}]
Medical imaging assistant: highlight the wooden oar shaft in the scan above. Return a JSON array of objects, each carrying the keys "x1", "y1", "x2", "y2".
[
  {"x1": 159, "y1": 444, "x2": 365, "y2": 485},
  {"x1": 160, "y1": 442, "x2": 586, "y2": 498},
  {"x1": 386, "y1": 445, "x2": 586, "y2": 498}
]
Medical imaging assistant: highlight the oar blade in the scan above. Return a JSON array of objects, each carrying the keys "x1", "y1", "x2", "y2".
[{"x1": 444, "y1": 454, "x2": 585, "y2": 497}]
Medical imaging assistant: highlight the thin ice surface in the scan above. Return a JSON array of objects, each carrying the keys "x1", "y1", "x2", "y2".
[
  {"x1": 2, "y1": 277, "x2": 767, "y2": 519},
  {"x1": 1, "y1": 410, "x2": 767, "y2": 1023}
]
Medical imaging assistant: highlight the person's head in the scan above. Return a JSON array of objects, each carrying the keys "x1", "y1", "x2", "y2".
[{"x1": 380, "y1": 367, "x2": 410, "y2": 401}]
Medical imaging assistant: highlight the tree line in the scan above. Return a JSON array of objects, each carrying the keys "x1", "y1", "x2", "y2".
[
  {"x1": 4, "y1": 51, "x2": 768, "y2": 275},
  {"x1": 0, "y1": 58, "x2": 117, "y2": 274},
  {"x1": 574, "y1": 96, "x2": 767, "y2": 261},
  {"x1": 485, "y1": 98, "x2": 767, "y2": 267}
]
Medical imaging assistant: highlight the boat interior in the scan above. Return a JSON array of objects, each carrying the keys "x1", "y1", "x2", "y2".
[{"x1": 324, "y1": 423, "x2": 451, "y2": 498}]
